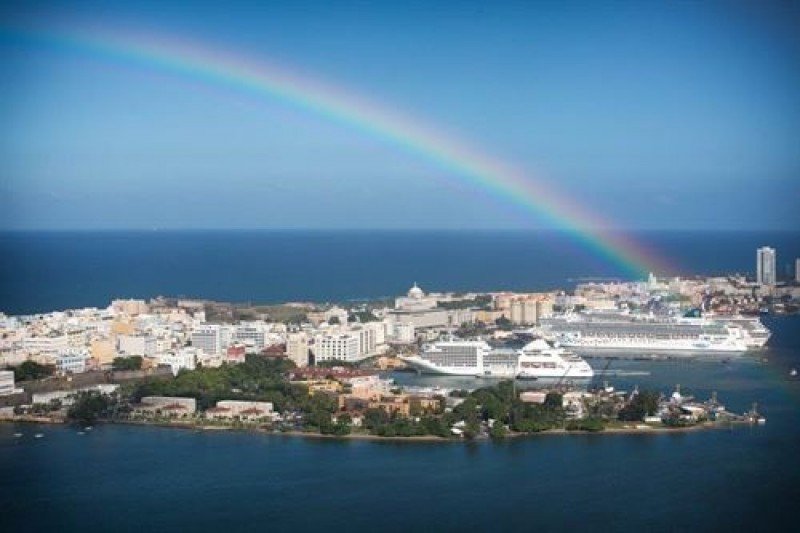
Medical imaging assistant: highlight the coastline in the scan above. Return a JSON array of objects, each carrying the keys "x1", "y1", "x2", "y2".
[{"x1": 1, "y1": 417, "x2": 749, "y2": 442}]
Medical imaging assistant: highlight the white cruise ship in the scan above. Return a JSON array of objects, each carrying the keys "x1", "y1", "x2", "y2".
[
  {"x1": 538, "y1": 312, "x2": 759, "y2": 352},
  {"x1": 400, "y1": 339, "x2": 594, "y2": 379},
  {"x1": 713, "y1": 315, "x2": 771, "y2": 348}
]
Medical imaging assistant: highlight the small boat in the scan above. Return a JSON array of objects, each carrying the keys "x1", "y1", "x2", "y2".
[
  {"x1": 84, "y1": 426, "x2": 93, "y2": 431},
  {"x1": 791, "y1": 369, "x2": 798, "y2": 377},
  {"x1": 13, "y1": 433, "x2": 23, "y2": 438},
  {"x1": 34, "y1": 433, "x2": 44, "y2": 438},
  {"x1": 77, "y1": 431, "x2": 85, "y2": 435}
]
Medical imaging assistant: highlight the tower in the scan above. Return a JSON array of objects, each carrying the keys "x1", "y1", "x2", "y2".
[{"x1": 756, "y1": 247, "x2": 776, "y2": 286}]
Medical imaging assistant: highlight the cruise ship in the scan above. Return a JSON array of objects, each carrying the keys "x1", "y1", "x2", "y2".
[
  {"x1": 400, "y1": 339, "x2": 594, "y2": 379},
  {"x1": 712, "y1": 315, "x2": 771, "y2": 348},
  {"x1": 537, "y1": 311, "x2": 766, "y2": 352}
]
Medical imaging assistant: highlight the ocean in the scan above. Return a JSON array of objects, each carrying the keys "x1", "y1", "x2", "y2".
[{"x1": 1, "y1": 229, "x2": 798, "y2": 315}]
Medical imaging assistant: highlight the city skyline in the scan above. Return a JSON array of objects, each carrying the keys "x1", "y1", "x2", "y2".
[{"x1": 2, "y1": 1, "x2": 799, "y2": 232}]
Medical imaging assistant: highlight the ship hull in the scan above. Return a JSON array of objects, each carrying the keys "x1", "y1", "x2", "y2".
[
  {"x1": 400, "y1": 356, "x2": 594, "y2": 378},
  {"x1": 554, "y1": 340, "x2": 748, "y2": 352}
]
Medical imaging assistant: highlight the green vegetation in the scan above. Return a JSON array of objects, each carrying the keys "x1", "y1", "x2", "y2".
[
  {"x1": 29, "y1": 399, "x2": 63, "y2": 415},
  {"x1": 467, "y1": 382, "x2": 567, "y2": 433},
  {"x1": 349, "y1": 311, "x2": 379, "y2": 323},
  {"x1": 494, "y1": 316, "x2": 513, "y2": 330},
  {"x1": 362, "y1": 408, "x2": 451, "y2": 438},
  {"x1": 662, "y1": 415, "x2": 695, "y2": 428},
  {"x1": 617, "y1": 391, "x2": 660, "y2": 422},
  {"x1": 565, "y1": 417, "x2": 606, "y2": 432},
  {"x1": 455, "y1": 321, "x2": 492, "y2": 337},
  {"x1": 9, "y1": 360, "x2": 55, "y2": 381},
  {"x1": 437, "y1": 295, "x2": 492, "y2": 310},
  {"x1": 230, "y1": 304, "x2": 308, "y2": 324},
  {"x1": 489, "y1": 420, "x2": 507, "y2": 439},
  {"x1": 129, "y1": 355, "x2": 305, "y2": 411},
  {"x1": 303, "y1": 392, "x2": 346, "y2": 434},
  {"x1": 112, "y1": 356, "x2": 143, "y2": 371},
  {"x1": 67, "y1": 391, "x2": 125, "y2": 425},
  {"x1": 314, "y1": 359, "x2": 357, "y2": 369}
]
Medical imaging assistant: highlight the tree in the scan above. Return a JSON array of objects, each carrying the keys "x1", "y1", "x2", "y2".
[
  {"x1": 489, "y1": 420, "x2": 507, "y2": 440},
  {"x1": 328, "y1": 316, "x2": 340, "y2": 325},
  {"x1": 463, "y1": 420, "x2": 480, "y2": 440},
  {"x1": 544, "y1": 392, "x2": 563, "y2": 410},
  {"x1": 67, "y1": 391, "x2": 116, "y2": 424},
  {"x1": 565, "y1": 417, "x2": 605, "y2": 432},
  {"x1": 112, "y1": 356, "x2": 144, "y2": 371},
  {"x1": 495, "y1": 316, "x2": 513, "y2": 330},
  {"x1": 10, "y1": 361, "x2": 55, "y2": 381},
  {"x1": 618, "y1": 390, "x2": 660, "y2": 422}
]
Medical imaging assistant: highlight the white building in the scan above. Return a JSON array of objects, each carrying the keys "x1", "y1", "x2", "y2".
[
  {"x1": 314, "y1": 333, "x2": 361, "y2": 363},
  {"x1": 22, "y1": 335, "x2": 70, "y2": 356},
  {"x1": 325, "y1": 307, "x2": 349, "y2": 326},
  {"x1": 32, "y1": 384, "x2": 119, "y2": 406},
  {"x1": 158, "y1": 347, "x2": 199, "y2": 375},
  {"x1": 192, "y1": 325, "x2": 222, "y2": 355},
  {"x1": 510, "y1": 299, "x2": 538, "y2": 325},
  {"x1": 206, "y1": 400, "x2": 276, "y2": 421},
  {"x1": 234, "y1": 325, "x2": 266, "y2": 351},
  {"x1": 111, "y1": 299, "x2": 149, "y2": 316},
  {"x1": 354, "y1": 325, "x2": 376, "y2": 357},
  {"x1": 56, "y1": 349, "x2": 90, "y2": 374},
  {"x1": 391, "y1": 322, "x2": 415, "y2": 344},
  {"x1": 0, "y1": 370, "x2": 22, "y2": 396},
  {"x1": 757, "y1": 246, "x2": 776, "y2": 286},
  {"x1": 286, "y1": 332, "x2": 309, "y2": 367},
  {"x1": 117, "y1": 334, "x2": 158, "y2": 357},
  {"x1": 394, "y1": 283, "x2": 438, "y2": 311},
  {"x1": 136, "y1": 396, "x2": 197, "y2": 416}
]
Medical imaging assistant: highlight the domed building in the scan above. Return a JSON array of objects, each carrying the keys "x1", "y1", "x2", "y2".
[
  {"x1": 388, "y1": 282, "x2": 475, "y2": 330},
  {"x1": 408, "y1": 282, "x2": 425, "y2": 300},
  {"x1": 395, "y1": 283, "x2": 437, "y2": 311}
]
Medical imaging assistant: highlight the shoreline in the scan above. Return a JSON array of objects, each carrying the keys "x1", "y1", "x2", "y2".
[{"x1": 1, "y1": 417, "x2": 751, "y2": 442}]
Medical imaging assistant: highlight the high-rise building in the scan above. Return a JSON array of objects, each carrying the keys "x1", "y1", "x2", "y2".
[
  {"x1": 756, "y1": 247, "x2": 776, "y2": 286},
  {"x1": 191, "y1": 325, "x2": 222, "y2": 355},
  {"x1": 313, "y1": 333, "x2": 361, "y2": 363},
  {"x1": 286, "y1": 332, "x2": 309, "y2": 368}
]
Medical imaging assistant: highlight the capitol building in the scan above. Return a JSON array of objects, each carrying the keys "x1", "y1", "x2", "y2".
[{"x1": 387, "y1": 283, "x2": 474, "y2": 329}]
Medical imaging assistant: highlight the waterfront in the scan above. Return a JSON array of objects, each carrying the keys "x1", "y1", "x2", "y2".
[{"x1": 2, "y1": 315, "x2": 798, "y2": 531}]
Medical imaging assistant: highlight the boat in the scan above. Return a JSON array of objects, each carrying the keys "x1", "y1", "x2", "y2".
[
  {"x1": 712, "y1": 315, "x2": 771, "y2": 348},
  {"x1": 791, "y1": 369, "x2": 797, "y2": 377},
  {"x1": 34, "y1": 433, "x2": 44, "y2": 438},
  {"x1": 13, "y1": 433, "x2": 22, "y2": 438},
  {"x1": 400, "y1": 338, "x2": 594, "y2": 379},
  {"x1": 537, "y1": 311, "x2": 759, "y2": 352}
]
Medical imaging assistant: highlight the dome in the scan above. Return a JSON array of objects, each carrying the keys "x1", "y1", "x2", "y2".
[{"x1": 408, "y1": 282, "x2": 424, "y2": 299}]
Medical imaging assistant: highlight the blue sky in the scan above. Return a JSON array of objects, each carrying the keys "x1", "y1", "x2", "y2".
[{"x1": 1, "y1": 0, "x2": 798, "y2": 230}]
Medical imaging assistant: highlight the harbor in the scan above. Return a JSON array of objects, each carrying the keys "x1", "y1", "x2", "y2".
[{"x1": 3, "y1": 316, "x2": 798, "y2": 531}]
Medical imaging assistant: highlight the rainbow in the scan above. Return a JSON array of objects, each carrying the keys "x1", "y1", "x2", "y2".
[{"x1": 7, "y1": 23, "x2": 671, "y2": 277}]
